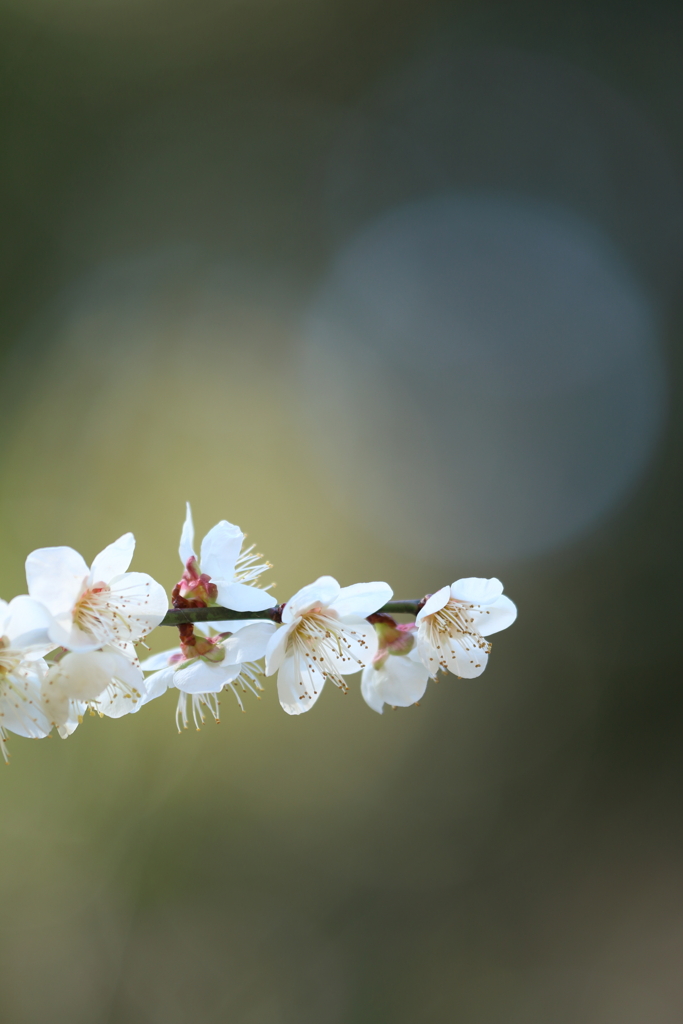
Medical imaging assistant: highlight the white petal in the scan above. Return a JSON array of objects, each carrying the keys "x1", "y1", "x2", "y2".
[
  {"x1": 179, "y1": 502, "x2": 196, "y2": 566},
  {"x1": 46, "y1": 651, "x2": 117, "y2": 702},
  {"x1": 174, "y1": 658, "x2": 239, "y2": 694},
  {"x1": 108, "y1": 573, "x2": 169, "y2": 638},
  {"x1": 416, "y1": 586, "x2": 451, "y2": 622},
  {"x1": 96, "y1": 654, "x2": 147, "y2": 717},
  {"x1": 416, "y1": 630, "x2": 489, "y2": 679},
  {"x1": 450, "y1": 577, "x2": 504, "y2": 604},
  {"x1": 360, "y1": 666, "x2": 386, "y2": 714},
  {"x1": 200, "y1": 520, "x2": 243, "y2": 581},
  {"x1": 283, "y1": 576, "x2": 340, "y2": 622},
  {"x1": 277, "y1": 653, "x2": 325, "y2": 715},
  {"x1": 111, "y1": 640, "x2": 138, "y2": 664},
  {"x1": 330, "y1": 581, "x2": 393, "y2": 619},
  {"x1": 140, "y1": 648, "x2": 181, "y2": 671},
  {"x1": 443, "y1": 635, "x2": 489, "y2": 678},
  {"x1": 107, "y1": 651, "x2": 145, "y2": 686},
  {"x1": 12, "y1": 641, "x2": 56, "y2": 662},
  {"x1": 0, "y1": 675, "x2": 53, "y2": 738},
  {"x1": 89, "y1": 533, "x2": 135, "y2": 584},
  {"x1": 323, "y1": 617, "x2": 378, "y2": 674},
  {"x1": 221, "y1": 621, "x2": 276, "y2": 664},
  {"x1": 139, "y1": 665, "x2": 177, "y2": 704},
  {"x1": 25, "y1": 547, "x2": 89, "y2": 615},
  {"x1": 48, "y1": 618, "x2": 101, "y2": 652},
  {"x1": 215, "y1": 581, "x2": 277, "y2": 612},
  {"x1": 41, "y1": 686, "x2": 72, "y2": 731},
  {"x1": 3, "y1": 596, "x2": 54, "y2": 647},
  {"x1": 367, "y1": 651, "x2": 429, "y2": 709},
  {"x1": 264, "y1": 623, "x2": 292, "y2": 675},
  {"x1": 415, "y1": 636, "x2": 443, "y2": 679},
  {"x1": 470, "y1": 594, "x2": 517, "y2": 636},
  {"x1": 51, "y1": 699, "x2": 86, "y2": 736},
  {"x1": 97, "y1": 693, "x2": 139, "y2": 718}
]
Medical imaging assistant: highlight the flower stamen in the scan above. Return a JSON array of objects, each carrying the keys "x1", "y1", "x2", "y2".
[
  {"x1": 176, "y1": 691, "x2": 221, "y2": 732},
  {"x1": 288, "y1": 608, "x2": 368, "y2": 698},
  {"x1": 73, "y1": 582, "x2": 154, "y2": 647},
  {"x1": 419, "y1": 599, "x2": 492, "y2": 673},
  {"x1": 233, "y1": 543, "x2": 272, "y2": 586}
]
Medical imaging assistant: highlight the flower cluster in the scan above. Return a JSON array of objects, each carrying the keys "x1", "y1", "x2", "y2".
[
  {"x1": 0, "y1": 534, "x2": 167, "y2": 760},
  {"x1": 0, "y1": 505, "x2": 517, "y2": 759}
]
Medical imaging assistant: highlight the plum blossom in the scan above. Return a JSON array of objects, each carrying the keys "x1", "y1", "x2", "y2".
[
  {"x1": 416, "y1": 577, "x2": 517, "y2": 679},
  {"x1": 141, "y1": 620, "x2": 276, "y2": 730},
  {"x1": 0, "y1": 596, "x2": 57, "y2": 760},
  {"x1": 178, "y1": 504, "x2": 275, "y2": 629},
  {"x1": 264, "y1": 576, "x2": 392, "y2": 715},
  {"x1": 1, "y1": 505, "x2": 520, "y2": 757},
  {"x1": 361, "y1": 616, "x2": 429, "y2": 714},
  {"x1": 42, "y1": 647, "x2": 149, "y2": 733},
  {"x1": 25, "y1": 533, "x2": 167, "y2": 656}
]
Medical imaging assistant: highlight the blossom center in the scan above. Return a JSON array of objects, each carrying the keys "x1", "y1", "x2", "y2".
[
  {"x1": 420, "y1": 599, "x2": 491, "y2": 670},
  {"x1": 288, "y1": 607, "x2": 367, "y2": 693},
  {"x1": 72, "y1": 582, "x2": 149, "y2": 648},
  {"x1": 73, "y1": 584, "x2": 120, "y2": 641}
]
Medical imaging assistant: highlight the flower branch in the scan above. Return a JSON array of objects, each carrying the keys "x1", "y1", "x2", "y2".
[
  {"x1": 160, "y1": 600, "x2": 423, "y2": 627},
  {"x1": 0, "y1": 500, "x2": 517, "y2": 760}
]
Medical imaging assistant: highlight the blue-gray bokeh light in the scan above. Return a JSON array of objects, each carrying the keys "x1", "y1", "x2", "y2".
[
  {"x1": 326, "y1": 48, "x2": 683, "y2": 302},
  {"x1": 302, "y1": 193, "x2": 666, "y2": 563}
]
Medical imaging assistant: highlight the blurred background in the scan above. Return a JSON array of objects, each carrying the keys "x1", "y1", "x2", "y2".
[{"x1": 1, "y1": 0, "x2": 683, "y2": 1020}]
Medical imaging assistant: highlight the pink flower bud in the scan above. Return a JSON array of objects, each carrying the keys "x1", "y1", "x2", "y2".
[
  {"x1": 177, "y1": 557, "x2": 219, "y2": 605},
  {"x1": 367, "y1": 613, "x2": 416, "y2": 669},
  {"x1": 178, "y1": 631, "x2": 225, "y2": 664}
]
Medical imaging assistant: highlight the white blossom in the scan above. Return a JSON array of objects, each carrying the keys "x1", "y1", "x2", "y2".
[
  {"x1": 0, "y1": 596, "x2": 57, "y2": 760},
  {"x1": 25, "y1": 533, "x2": 168, "y2": 656},
  {"x1": 264, "y1": 576, "x2": 392, "y2": 715},
  {"x1": 416, "y1": 577, "x2": 517, "y2": 679},
  {"x1": 42, "y1": 647, "x2": 149, "y2": 733},
  {"x1": 361, "y1": 621, "x2": 429, "y2": 714},
  {"x1": 141, "y1": 621, "x2": 275, "y2": 730},
  {"x1": 178, "y1": 504, "x2": 275, "y2": 630}
]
